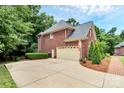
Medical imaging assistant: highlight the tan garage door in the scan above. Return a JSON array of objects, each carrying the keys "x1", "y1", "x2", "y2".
[{"x1": 56, "y1": 46, "x2": 80, "y2": 61}]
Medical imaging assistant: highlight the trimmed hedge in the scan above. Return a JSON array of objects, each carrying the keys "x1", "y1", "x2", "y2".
[{"x1": 25, "y1": 53, "x2": 48, "y2": 59}]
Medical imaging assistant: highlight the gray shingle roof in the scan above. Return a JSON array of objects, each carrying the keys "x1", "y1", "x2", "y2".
[
  {"x1": 66, "y1": 21, "x2": 93, "y2": 40},
  {"x1": 38, "y1": 20, "x2": 74, "y2": 35},
  {"x1": 115, "y1": 41, "x2": 124, "y2": 48},
  {"x1": 37, "y1": 20, "x2": 94, "y2": 41}
]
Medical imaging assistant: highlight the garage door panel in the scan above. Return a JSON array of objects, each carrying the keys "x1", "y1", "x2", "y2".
[{"x1": 56, "y1": 46, "x2": 80, "y2": 61}]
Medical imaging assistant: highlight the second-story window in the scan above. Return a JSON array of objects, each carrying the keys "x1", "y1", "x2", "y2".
[{"x1": 50, "y1": 33, "x2": 54, "y2": 39}]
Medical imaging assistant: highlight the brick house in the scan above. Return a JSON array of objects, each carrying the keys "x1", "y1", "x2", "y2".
[
  {"x1": 114, "y1": 41, "x2": 124, "y2": 55},
  {"x1": 37, "y1": 20, "x2": 97, "y2": 60}
]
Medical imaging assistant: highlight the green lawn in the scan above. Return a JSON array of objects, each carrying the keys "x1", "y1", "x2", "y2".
[
  {"x1": 119, "y1": 56, "x2": 124, "y2": 64},
  {"x1": 0, "y1": 65, "x2": 17, "y2": 88}
]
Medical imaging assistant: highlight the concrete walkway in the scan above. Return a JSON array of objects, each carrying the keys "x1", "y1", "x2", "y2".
[
  {"x1": 5, "y1": 58, "x2": 124, "y2": 88},
  {"x1": 107, "y1": 56, "x2": 124, "y2": 76}
]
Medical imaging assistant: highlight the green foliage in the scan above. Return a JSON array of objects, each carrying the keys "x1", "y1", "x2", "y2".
[
  {"x1": 66, "y1": 18, "x2": 79, "y2": 26},
  {"x1": 97, "y1": 42, "x2": 105, "y2": 59},
  {"x1": 25, "y1": 53, "x2": 48, "y2": 59},
  {"x1": 28, "y1": 43, "x2": 37, "y2": 52},
  {"x1": 0, "y1": 6, "x2": 33, "y2": 60},
  {"x1": 119, "y1": 56, "x2": 124, "y2": 64},
  {"x1": 32, "y1": 12, "x2": 55, "y2": 42},
  {"x1": 88, "y1": 42, "x2": 94, "y2": 60},
  {"x1": 120, "y1": 30, "x2": 124, "y2": 40},
  {"x1": 0, "y1": 5, "x2": 55, "y2": 61},
  {"x1": 0, "y1": 65, "x2": 17, "y2": 88},
  {"x1": 95, "y1": 26, "x2": 106, "y2": 41},
  {"x1": 88, "y1": 42, "x2": 104, "y2": 64},
  {"x1": 92, "y1": 42, "x2": 102, "y2": 64},
  {"x1": 105, "y1": 53, "x2": 110, "y2": 57},
  {"x1": 107, "y1": 27, "x2": 117, "y2": 35},
  {"x1": 95, "y1": 26, "x2": 122, "y2": 55}
]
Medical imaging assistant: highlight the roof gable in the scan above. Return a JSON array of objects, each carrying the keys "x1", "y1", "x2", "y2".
[
  {"x1": 38, "y1": 20, "x2": 74, "y2": 35},
  {"x1": 65, "y1": 21, "x2": 93, "y2": 41}
]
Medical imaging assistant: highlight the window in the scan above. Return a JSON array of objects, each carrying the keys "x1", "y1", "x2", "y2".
[{"x1": 50, "y1": 33, "x2": 54, "y2": 39}]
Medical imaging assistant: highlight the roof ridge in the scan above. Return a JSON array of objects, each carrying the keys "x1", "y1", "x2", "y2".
[{"x1": 37, "y1": 20, "x2": 74, "y2": 36}]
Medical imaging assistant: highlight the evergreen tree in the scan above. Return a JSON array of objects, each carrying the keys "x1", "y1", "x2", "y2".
[
  {"x1": 88, "y1": 42, "x2": 94, "y2": 60},
  {"x1": 97, "y1": 42, "x2": 104, "y2": 59},
  {"x1": 92, "y1": 42, "x2": 102, "y2": 64}
]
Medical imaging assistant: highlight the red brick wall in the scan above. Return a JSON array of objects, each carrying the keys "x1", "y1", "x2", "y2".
[
  {"x1": 87, "y1": 29, "x2": 96, "y2": 41},
  {"x1": 65, "y1": 41, "x2": 78, "y2": 46},
  {"x1": 115, "y1": 47, "x2": 124, "y2": 55},
  {"x1": 120, "y1": 47, "x2": 124, "y2": 55},
  {"x1": 114, "y1": 48, "x2": 120, "y2": 55},
  {"x1": 81, "y1": 40, "x2": 88, "y2": 58},
  {"x1": 66, "y1": 29, "x2": 73, "y2": 38},
  {"x1": 38, "y1": 28, "x2": 73, "y2": 52},
  {"x1": 81, "y1": 29, "x2": 96, "y2": 58},
  {"x1": 38, "y1": 26, "x2": 96, "y2": 58}
]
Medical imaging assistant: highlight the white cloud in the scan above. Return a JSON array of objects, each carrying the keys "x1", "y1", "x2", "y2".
[
  {"x1": 53, "y1": 5, "x2": 114, "y2": 17},
  {"x1": 41, "y1": 5, "x2": 124, "y2": 34}
]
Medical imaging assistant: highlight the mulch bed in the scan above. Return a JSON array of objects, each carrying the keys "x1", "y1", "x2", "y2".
[{"x1": 80, "y1": 57, "x2": 111, "y2": 73}]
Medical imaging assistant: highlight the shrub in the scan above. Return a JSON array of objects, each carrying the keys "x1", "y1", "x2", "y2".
[
  {"x1": 25, "y1": 53, "x2": 48, "y2": 59},
  {"x1": 91, "y1": 42, "x2": 102, "y2": 64}
]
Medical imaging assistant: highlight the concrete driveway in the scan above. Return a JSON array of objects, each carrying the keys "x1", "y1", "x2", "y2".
[{"x1": 5, "y1": 58, "x2": 124, "y2": 88}]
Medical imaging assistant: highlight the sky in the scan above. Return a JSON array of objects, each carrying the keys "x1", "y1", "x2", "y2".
[{"x1": 40, "y1": 5, "x2": 124, "y2": 34}]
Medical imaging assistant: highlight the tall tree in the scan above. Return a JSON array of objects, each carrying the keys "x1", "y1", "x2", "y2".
[
  {"x1": 107, "y1": 27, "x2": 117, "y2": 35},
  {"x1": 66, "y1": 18, "x2": 79, "y2": 26},
  {"x1": 28, "y1": 5, "x2": 41, "y2": 15},
  {"x1": 92, "y1": 42, "x2": 102, "y2": 64},
  {"x1": 32, "y1": 12, "x2": 54, "y2": 42},
  {"x1": 120, "y1": 30, "x2": 124, "y2": 40},
  {"x1": 95, "y1": 25, "x2": 106, "y2": 41},
  {"x1": 0, "y1": 6, "x2": 33, "y2": 60},
  {"x1": 95, "y1": 26, "x2": 122, "y2": 55},
  {"x1": 88, "y1": 42, "x2": 94, "y2": 60},
  {"x1": 0, "y1": 5, "x2": 55, "y2": 61}
]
